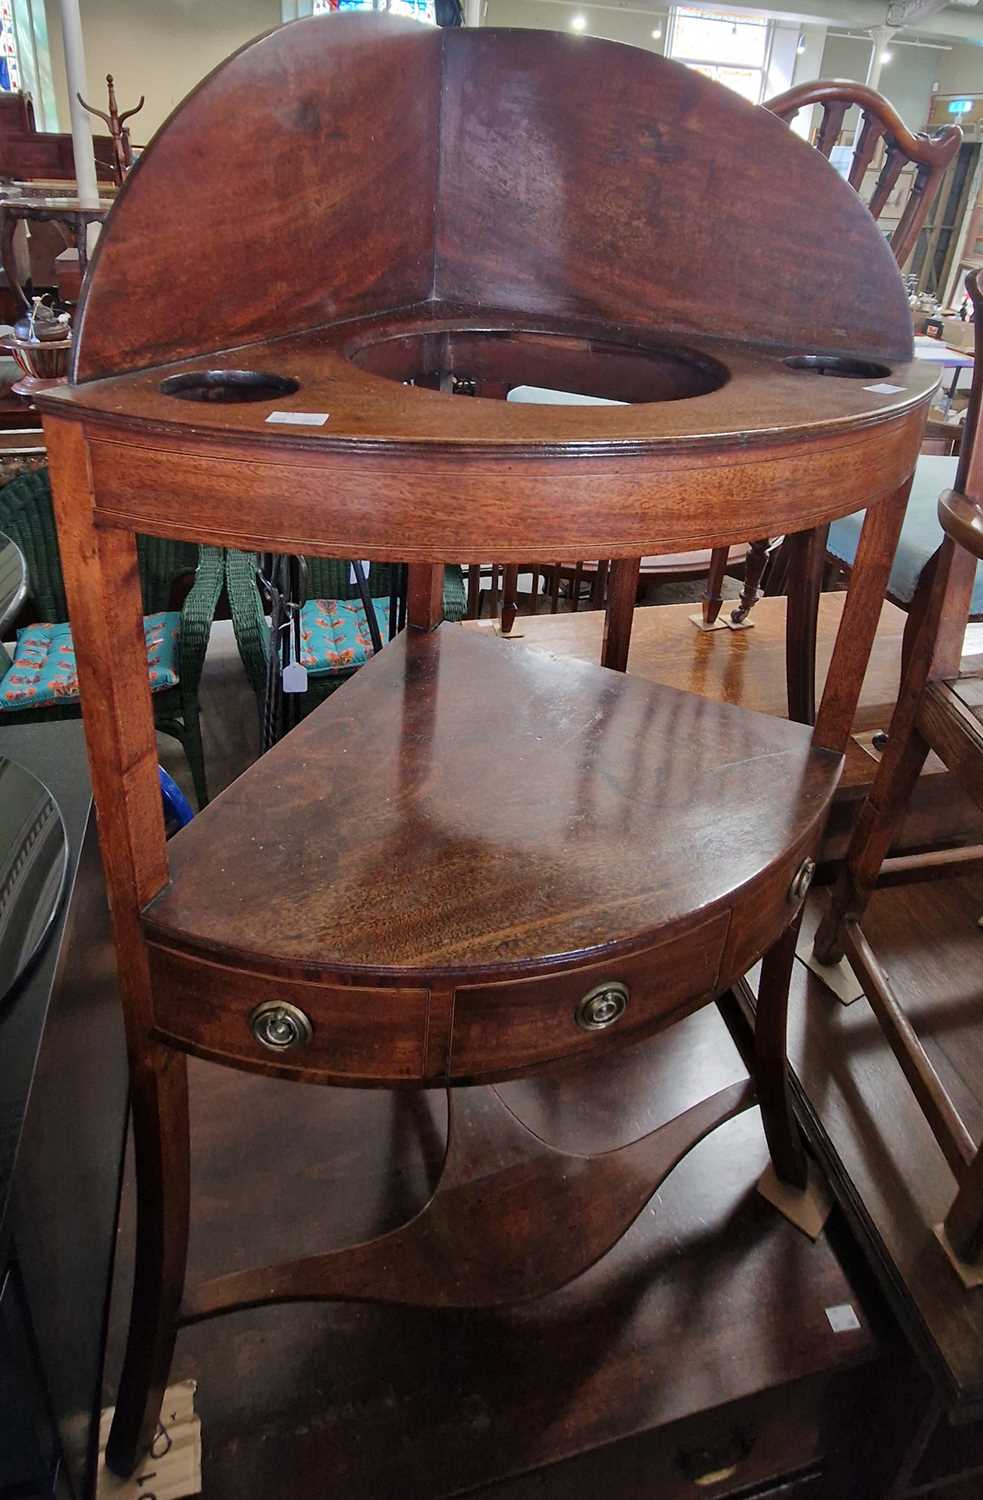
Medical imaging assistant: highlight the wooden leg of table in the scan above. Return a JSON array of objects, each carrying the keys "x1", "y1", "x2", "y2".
[
  {"x1": 43, "y1": 416, "x2": 177, "y2": 1474},
  {"x1": 406, "y1": 563, "x2": 443, "y2": 631},
  {"x1": 702, "y1": 546, "x2": 728, "y2": 626},
  {"x1": 590, "y1": 559, "x2": 609, "y2": 609},
  {"x1": 601, "y1": 557, "x2": 640, "y2": 672},
  {"x1": 466, "y1": 564, "x2": 481, "y2": 620},
  {"x1": 784, "y1": 524, "x2": 827, "y2": 726},
  {"x1": 105, "y1": 1046, "x2": 190, "y2": 1476},
  {"x1": 813, "y1": 481, "x2": 911, "y2": 756},
  {"x1": 755, "y1": 908, "x2": 808, "y2": 1191}
]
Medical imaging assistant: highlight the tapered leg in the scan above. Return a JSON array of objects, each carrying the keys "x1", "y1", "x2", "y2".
[
  {"x1": 785, "y1": 525, "x2": 827, "y2": 725},
  {"x1": 730, "y1": 537, "x2": 770, "y2": 625},
  {"x1": 601, "y1": 557, "x2": 641, "y2": 672},
  {"x1": 44, "y1": 419, "x2": 178, "y2": 1475},
  {"x1": 755, "y1": 909, "x2": 808, "y2": 1190},
  {"x1": 106, "y1": 1046, "x2": 191, "y2": 1476},
  {"x1": 466, "y1": 564, "x2": 481, "y2": 619},
  {"x1": 702, "y1": 546, "x2": 728, "y2": 626}
]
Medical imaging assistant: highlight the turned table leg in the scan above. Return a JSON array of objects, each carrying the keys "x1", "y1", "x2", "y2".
[{"x1": 730, "y1": 537, "x2": 770, "y2": 625}]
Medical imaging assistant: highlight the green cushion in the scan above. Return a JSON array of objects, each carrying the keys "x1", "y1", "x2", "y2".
[{"x1": 0, "y1": 611, "x2": 180, "y2": 710}]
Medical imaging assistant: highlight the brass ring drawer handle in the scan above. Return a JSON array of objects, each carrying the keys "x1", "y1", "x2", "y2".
[
  {"x1": 250, "y1": 1000, "x2": 313, "y2": 1052},
  {"x1": 575, "y1": 981, "x2": 629, "y2": 1032}
]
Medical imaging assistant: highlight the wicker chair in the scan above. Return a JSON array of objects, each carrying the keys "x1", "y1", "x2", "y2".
[
  {"x1": 0, "y1": 467, "x2": 221, "y2": 806},
  {"x1": 226, "y1": 550, "x2": 466, "y2": 722}
]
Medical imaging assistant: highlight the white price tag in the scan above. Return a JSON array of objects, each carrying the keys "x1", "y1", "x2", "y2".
[
  {"x1": 282, "y1": 661, "x2": 308, "y2": 693},
  {"x1": 825, "y1": 1303, "x2": 861, "y2": 1333},
  {"x1": 349, "y1": 560, "x2": 371, "y2": 585},
  {"x1": 266, "y1": 410, "x2": 329, "y2": 426},
  {"x1": 863, "y1": 382, "x2": 904, "y2": 395}
]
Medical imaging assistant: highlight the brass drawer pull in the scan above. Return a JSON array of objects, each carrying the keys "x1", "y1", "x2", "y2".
[
  {"x1": 575, "y1": 981, "x2": 628, "y2": 1032},
  {"x1": 250, "y1": 1000, "x2": 313, "y2": 1052},
  {"x1": 788, "y1": 857, "x2": 816, "y2": 903}
]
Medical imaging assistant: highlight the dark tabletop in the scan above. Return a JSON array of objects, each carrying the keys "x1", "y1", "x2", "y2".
[{"x1": 0, "y1": 718, "x2": 91, "y2": 1260}]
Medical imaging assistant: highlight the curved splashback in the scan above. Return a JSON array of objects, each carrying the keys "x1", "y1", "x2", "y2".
[{"x1": 72, "y1": 16, "x2": 913, "y2": 384}]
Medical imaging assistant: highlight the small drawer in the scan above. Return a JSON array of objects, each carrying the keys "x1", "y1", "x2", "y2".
[
  {"x1": 148, "y1": 942, "x2": 430, "y2": 1083},
  {"x1": 718, "y1": 826, "x2": 821, "y2": 984},
  {"x1": 449, "y1": 910, "x2": 729, "y2": 1079}
]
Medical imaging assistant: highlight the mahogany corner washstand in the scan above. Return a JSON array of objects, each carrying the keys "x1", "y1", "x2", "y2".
[{"x1": 36, "y1": 15, "x2": 938, "y2": 1477}]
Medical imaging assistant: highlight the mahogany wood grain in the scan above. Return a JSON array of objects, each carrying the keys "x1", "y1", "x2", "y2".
[
  {"x1": 105, "y1": 1008, "x2": 899, "y2": 1500},
  {"x1": 177, "y1": 1076, "x2": 755, "y2": 1323},
  {"x1": 434, "y1": 33, "x2": 912, "y2": 363},
  {"x1": 600, "y1": 556, "x2": 640, "y2": 671},
  {"x1": 34, "y1": 18, "x2": 939, "y2": 1476},
  {"x1": 143, "y1": 626, "x2": 837, "y2": 987},
  {"x1": 72, "y1": 17, "x2": 440, "y2": 382},
  {"x1": 755, "y1": 909, "x2": 809, "y2": 1189},
  {"x1": 406, "y1": 562, "x2": 443, "y2": 631}
]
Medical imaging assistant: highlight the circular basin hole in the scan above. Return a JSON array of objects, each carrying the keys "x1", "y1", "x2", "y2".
[
  {"x1": 783, "y1": 354, "x2": 891, "y2": 380},
  {"x1": 348, "y1": 328, "x2": 728, "y2": 404},
  {"x1": 159, "y1": 369, "x2": 300, "y2": 403}
]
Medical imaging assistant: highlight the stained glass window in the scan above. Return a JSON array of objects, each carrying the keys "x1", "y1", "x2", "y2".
[{"x1": 0, "y1": 0, "x2": 21, "y2": 93}]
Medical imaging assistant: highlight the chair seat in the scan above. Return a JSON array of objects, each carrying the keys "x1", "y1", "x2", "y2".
[
  {"x1": 0, "y1": 611, "x2": 180, "y2": 710},
  {"x1": 144, "y1": 624, "x2": 841, "y2": 1090},
  {"x1": 300, "y1": 597, "x2": 390, "y2": 676},
  {"x1": 827, "y1": 455, "x2": 983, "y2": 613}
]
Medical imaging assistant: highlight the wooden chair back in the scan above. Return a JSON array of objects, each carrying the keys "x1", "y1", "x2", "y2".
[
  {"x1": 814, "y1": 268, "x2": 983, "y2": 1268},
  {"x1": 765, "y1": 81, "x2": 962, "y2": 268}
]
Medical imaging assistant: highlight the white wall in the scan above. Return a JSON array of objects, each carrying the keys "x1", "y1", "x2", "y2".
[
  {"x1": 483, "y1": 0, "x2": 667, "y2": 55},
  {"x1": 933, "y1": 43, "x2": 983, "y2": 97},
  {"x1": 817, "y1": 31, "x2": 939, "y2": 129},
  {"x1": 45, "y1": 0, "x2": 280, "y2": 140}
]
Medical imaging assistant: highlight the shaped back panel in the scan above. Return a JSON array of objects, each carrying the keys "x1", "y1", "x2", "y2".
[
  {"x1": 73, "y1": 15, "x2": 441, "y2": 382},
  {"x1": 435, "y1": 30, "x2": 913, "y2": 362},
  {"x1": 72, "y1": 20, "x2": 913, "y2": 383}
]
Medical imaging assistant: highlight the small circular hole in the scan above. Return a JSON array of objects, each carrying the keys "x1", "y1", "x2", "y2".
[
  {"x1": 783, "y1": 354, "x2": 892, "y2": 380},
  {"x1": 159, "y1": 369, "x2": 300, "y2": 403}
]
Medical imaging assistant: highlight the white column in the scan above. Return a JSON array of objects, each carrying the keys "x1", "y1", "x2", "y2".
[
  {"x1": 866, "y1": 23, "x2": 894, "y2": 92},
  {"x1": 464, "y1": 0, "x2": 483, "y2": 25},
  {"x1": 57, "y1": 0, "x2": 98, "y2": 211}
]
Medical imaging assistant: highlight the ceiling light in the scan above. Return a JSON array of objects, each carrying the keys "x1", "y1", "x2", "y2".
[
  {"x1": 570, "y1": 13, "x2": 587, "y2": 30},
  {"x1": 880, "y1": 47, "x2": 893, "y2": 62},
  {"x1": 796, "y1": 34, "x2": 806, "y2": 53},
  {"x1": 652, "y1": 26, "x2": 662, "y2": 38}
]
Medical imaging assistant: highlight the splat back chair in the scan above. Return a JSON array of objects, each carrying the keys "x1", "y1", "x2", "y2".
[
  {"x1": 814, "y1": 268, "x2": 983, "y2": 1275},
  {"x1": 704, "y1": 82, "x2": 962, "y2": 713},
  {"x1": 0, "y1": 467, "x2": 220, "y2": 806},
  {"x1": 34, "y1": 19, "x2": 938, "y2": 1479}
]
